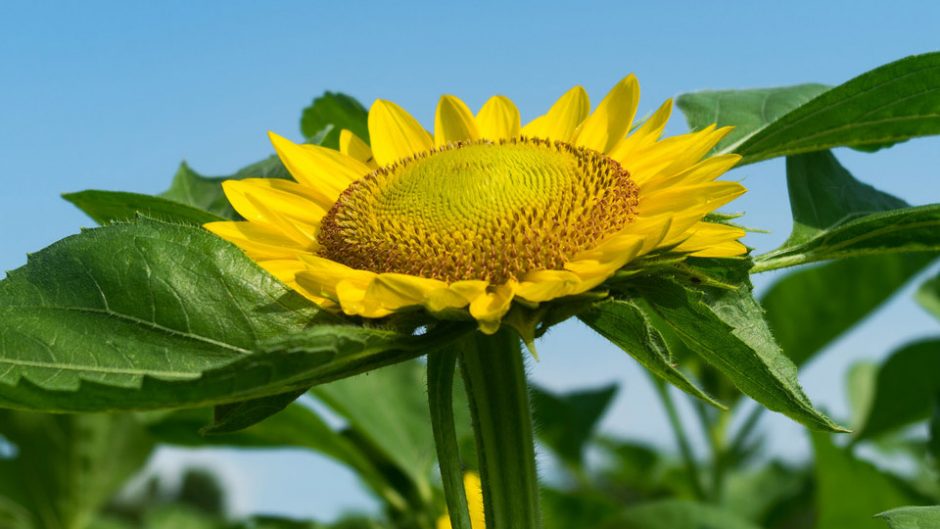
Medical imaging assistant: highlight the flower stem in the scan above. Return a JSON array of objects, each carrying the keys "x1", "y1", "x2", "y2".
[
  {"x1": 459, "y1": 328, "x2": 541, "y2": 529},
  {"x1": 427, "y1": 348, "x2": 472, "y2": 529}
]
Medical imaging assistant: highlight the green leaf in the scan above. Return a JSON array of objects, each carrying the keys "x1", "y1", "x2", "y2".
[
  {"x1": 311, "y1": 361, "x2": 439, "y2": 503},
  {"x1": 734, "y1": 52, "x2": 940, "y2": 164},
  {"x1": 856, "y1": 339, "x2": 940, "y2": 440},
  {"x1": 812, "y1": 431, "x2": 917, "y2": 529},
  {"x1": 0, "y1": 218, "x2": 451, "y2": 412},
  {"x1": 600, "y1": 499, "x2": 762, "y2": 529},
  {"x1": 722, "y1": 461, "x2": 809, "y2": 525},
  {"x1": 846, "y1": 362, "x2": 879, "y2": 432},
  {"x1": 761, "y1": 254, "x2": 935, "y2": 366},
  {"x1": 160, "y1": 156, "x2": 290, "y2": 219},
  {"x1": 634, "y1": 275, "x2": 845, "y2": 432},
  {"x1": 300, "y1": 92, "x2": 370, "y2": 149},
  {"x1": 916, "y1": 272, "x2": 940, "y2": 320},
  {"x1": 579, "y1": 299, "x2": 724, "y2": 409},
  {"x1": 63, "y1": 191, "x2": 225, "y2": 226},
  {"x1": 676, "y1": 83, "x2": 830, "y2": 155},
  {"x1": 754, "y1": 152, "x2": 940, "y2": 271},
  {"x1": 878, "y1": 506, "x2": 940, "y2": 529},
  {"x1": 783, "y1": 150, "x2": 907, "y2": 247},
  {"x1": 530, "y1": 383, "x2": 617, "y2": 468},
  {"x1": 204, "y1": 388, "x2": 308, "y2": 434},
  {"x1": 0, "y1": 411, "x2": 155, "y2": 529}
]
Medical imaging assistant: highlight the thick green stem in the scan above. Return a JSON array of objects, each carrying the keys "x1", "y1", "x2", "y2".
[
  {"x1": 427, "y1": 349, "x2": 472, "y2": 529},
  {"x1": 459, "y1": 328, "x2": 541, "y2": 529},
  {"x1": 653, "y1": 380, "x2": 706, "y2": 500}
]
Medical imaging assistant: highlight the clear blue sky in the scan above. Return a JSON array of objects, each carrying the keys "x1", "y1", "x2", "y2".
[{"x1": 2, "y1": 0, "x2": 939, "y2": 522}]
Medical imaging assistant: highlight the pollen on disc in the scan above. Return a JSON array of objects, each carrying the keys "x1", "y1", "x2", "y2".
[{"x1": 317, "y1": 138, "x2": 639, "y2": 283}]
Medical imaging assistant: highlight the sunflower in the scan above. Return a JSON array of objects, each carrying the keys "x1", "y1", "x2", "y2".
[{"x1": 205, "y1": 75, "x2": 746, "y2": 334}]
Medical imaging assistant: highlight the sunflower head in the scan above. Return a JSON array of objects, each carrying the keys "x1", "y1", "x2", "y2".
[{"x1": 205, "y1": 75, "x2": 747, "y2": 334}]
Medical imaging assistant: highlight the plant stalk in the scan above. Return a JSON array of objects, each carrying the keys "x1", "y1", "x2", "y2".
[
  {"x1": 427, "y1": 348, "x2": 472, "y2": 529},
  {"x1": 459, "y1": 328, "x2": 541, "y2": 529}
]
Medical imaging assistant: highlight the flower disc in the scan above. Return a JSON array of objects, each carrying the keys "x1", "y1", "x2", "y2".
[{"x1": 317, "y1": 138, "x2": 639, "y2": 284}]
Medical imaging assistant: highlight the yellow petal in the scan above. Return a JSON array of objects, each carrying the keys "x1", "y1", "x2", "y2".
[
  {"x1": 435, "y1": 95, "x2": 480, "y2": 146},
  {"x1": 640, "y1": 154, "x2": 741, "y2": 194},
  {"x1": 369, "y1": 273, "x2": 448, "y2": 310},
  {"x1": 258, "y1": 259, "x2": 305, "y2": 287},
  {"x1": 575, "y1": 74, "x2": 640, "y2": 154},
  {"x1": 204, "y1": 221, "x2": 312, "y2": 259},
  {"x1": 673, "y1": 222, "x2": 747, "y2": 257},
  {"x1": 368, "y1": 99, "x2": 433, "y2": 165},
  {"x1": 516, "y1": 270, "x2": 582, "y2": 303},
  {"x1": 269, "y1": 132, "x2": 370, "y2": 203},
  {"x1": 222, "y1": 178, "x2": 328, "y2": 231},
  {"x1": 469, "y1": 282, "x2": 517, "y2": 334},
  {"x1": 476, "y1": 96, "x2": 521, "y2": 140},
  {"x1": 609, "y1": 98, "x2": 673, "y2": 161},
  {"x1": 521, "y1": 86, "x2": 589, "y2": 141},
  {"x1": 640, "y1": 181, "x2": 746, "y2": 217},
  {"x1": 339, "y1": 129, "x2": 377, "y2": 169}
]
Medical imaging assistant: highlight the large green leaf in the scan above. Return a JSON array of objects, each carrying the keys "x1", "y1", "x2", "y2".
[
  {"x1": 160, "y1": 156, "x2": 290, "y2": 219},
  {"x1": 676, "y1": 83, "x2": 830, "y2": 155},
  {"x1": 0, "y1": 411, "x2": 155, "y2": 529},
  {"x1": 812, "y1": 432, "x2": 918, "y2": 529},
  {"x1": 0, "y1": 218, "x2": 456, "y2": 412},
  {"x1": 878, "y1": 506, "x2": 940, "y2": 529},
  {"x1": 312, "y1": 361, "x2": 440, "y2": 503},
  {"x1": 856, "y1": 339, "x2": 940, "y2": 440},
  {"x1": 633, "y1": 274, "x2": 844, "y2": 432},
  {"x1": 761, "y1": 254, "x2": 934, "y2": 366},
  {"x1": 530, "y1": 383, "x2": 618, "y2": 467},
  {"x1": 733, "y1": 52, "x2": 940, "y2": 164},
  {"x1": 579, "y1": 299, "x2": 723, "y2": 408},
  {"x1": 600, "y1": 499, "x2": 762, "y2": 529},
  {"x1": 916, "y1": 272, "x2": 940, "y2": 320},
  {"x1": 754, "y1": 152, "x2": 940, "y2": 271},
  {"x1": 300, "y1": 92, "x2": 370, "y2": 149},
  {"x1": 63, "y1": 191, "x2": 225, "y2": 226}
]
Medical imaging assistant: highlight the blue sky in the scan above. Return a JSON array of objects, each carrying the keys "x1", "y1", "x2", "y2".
[{"x1": 2, "y1": 0, "x2": 939, "y2": 522}]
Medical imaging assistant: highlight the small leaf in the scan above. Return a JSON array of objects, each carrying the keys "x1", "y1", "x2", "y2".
[
  {"x1": 204, "y1": 388, "x2": 308, "y2": 434},
  {"x1": 812, "y1": 431, "x2": 918, "y2": 529},
  {"x1": 856, "y1": 339, "x2": 940, "y2": 440},
  {"x1": 64, "y1": 190, "x2": 225, "y2": 225},
  {"x1": 530, "y1": 383, "x2": 618, "y2": 467},
  {"x1": 755, "y1": 152, "x2": 940, "y2": 270},
  {"x1": 601, "y1": 499, "x2": 763, "y2": 529},
  {"x1": 735, "y1": 52, "x2": 940, "y2": 164},
  {"x1": 846, "y1": 362, "x2": 879, "y2": 432},
  {"x1": 916, "y1": 272, "x2": 940, "y2": 320},
  {"x1": 579, "y1": 299, "x2": 724, "y2": 409},
  {"x1": 677, "y1": 83, "x2": 829, "y2": 155},
  {"x1": 160, "y1": 156, "x2": 290, "y2": 219},
  {"x1": 635, "y1": 275, "x2": 845, "y2": 432},
  {"x1": 877, "y1": 506, "x2": 940, "y2": 529},
  {"x1": 300, "y1": 92, "x2": 370, "y2": 149}
]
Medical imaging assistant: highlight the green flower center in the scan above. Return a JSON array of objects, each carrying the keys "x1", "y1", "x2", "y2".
[{"x1": 317, "y1": 138, "x2": 639, "y2": 283}]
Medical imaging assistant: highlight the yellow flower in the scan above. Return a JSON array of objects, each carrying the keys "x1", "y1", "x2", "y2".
[
  {"x1": 436, "y1": 472, "x2": 485, "y2": 529},
  {"x1": 205, "y1": 75, "x2": 746, "y2": 334}
]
